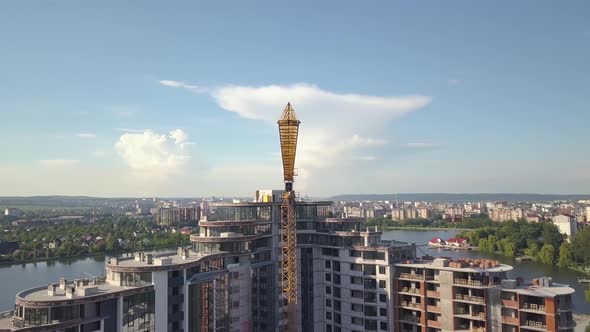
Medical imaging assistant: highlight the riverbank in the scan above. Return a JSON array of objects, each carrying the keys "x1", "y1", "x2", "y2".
[
  {"x1": 384, "y1": 226, "x2": 470, "y2": 231},
  {"x1": 0, "y1": 245, "x2": 182, "y2": 267},
  {"x1": 479, "y1": 249, "x2": 590, "y2": 278}
]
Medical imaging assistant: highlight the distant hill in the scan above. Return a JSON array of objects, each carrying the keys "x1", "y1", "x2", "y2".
[{"x1": 329, "y1": 193, "x2": 590, "y2": 202}]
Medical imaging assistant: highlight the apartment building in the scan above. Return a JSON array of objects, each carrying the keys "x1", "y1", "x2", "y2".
[
  {"x1": 297, "y1": 219, "x2": 416, "y2": 332},
  {"x1": 0, "y1": 192, "x2": 574, "y2": 332},
  {"x1": 393, "y1": 258, "x2": 574, "y2": 332},
  {"x1": 155, "y1": 206, "x2": 199, "y2": 226}
]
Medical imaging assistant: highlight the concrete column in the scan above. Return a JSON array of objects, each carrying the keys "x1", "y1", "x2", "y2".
[
  {"x1": 183, "y1": 268, "x2": 189, "y2": 332},
  {"x1": 153, "y1": 271, "x2": 169, "y2": 332},
  {"x1": 117, "y1": 297, "x2": 123, "y2": 332}
]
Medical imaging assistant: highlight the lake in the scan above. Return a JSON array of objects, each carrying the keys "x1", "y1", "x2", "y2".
[
  {"x1": 382, "y1": 229, "x2": 590, "y2": 314},
  {"x1": 0, "y1": 230, "x2": 588, "y2": 314}
]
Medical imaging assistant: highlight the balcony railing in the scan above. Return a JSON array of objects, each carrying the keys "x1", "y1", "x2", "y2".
[
  {"x1": 455, "y1": 294, "x2": 485, "y2": 304},
  {"x1": 400, "y1": 315, "x2": 420, "y2": 324},
  {"x1": 524, "y1": 320, "x2": 546, "y2": 329},
  {"x1": 399, "y1": 287, "x2": 421, "y2": 295},
  {"x1": 400, "y1": 273, "x2": 424, "y2": 281},
  {"x1": 454, "y1": 278, "x2": 484, "y2": 287},
  {"x1": 400, "y1": 301, "x2": 422, "y2": 309},
  {"x1": 522, "y1": 303, "x2": 546, "y2": 312},
  {"x1": 471, "y1": 312, "x2": 486, "y2": 320}
]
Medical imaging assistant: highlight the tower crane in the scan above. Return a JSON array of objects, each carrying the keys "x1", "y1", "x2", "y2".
[{"x1": 277, "y1": 102, "x2": 300, "y2": 332}]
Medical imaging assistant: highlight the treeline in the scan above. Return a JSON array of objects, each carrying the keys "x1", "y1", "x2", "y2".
[
  {"x1": 366, "y1": 216, "x2": 495, "y2": 229},
  {"x1": 458, "y1": 220, "x2": 590, "y2": 269},
  {"x1": 0, "y1": 217, "x2": 190, "y2": 263}
]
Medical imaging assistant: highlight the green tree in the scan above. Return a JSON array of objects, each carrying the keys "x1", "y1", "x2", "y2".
[
  {"x1": 557, "y1": 242, "x2": 573, "y2": 268},
  {"x1": 501, "y1": 239, "x2": 516, "y2": 257},
  {"x1": 524, "y1": 242, "x2": 539, "y2": 260},
  {"x1": 542, "y1": 222, "x2": 564, "y2": 249},
  {"x1": 487, "y1": 235, "x2": 498, "y2": 252},
  {"x1": 571, "y1": 228, "x2": 590, "y2": 265},
  {"x1": 538, "y1": 244, "x2": 555, "y2": 265}
]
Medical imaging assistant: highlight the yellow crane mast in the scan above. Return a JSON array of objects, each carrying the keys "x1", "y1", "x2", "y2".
[{"x1": 277, "y1": 102, "x2": 300, "y2": 331}]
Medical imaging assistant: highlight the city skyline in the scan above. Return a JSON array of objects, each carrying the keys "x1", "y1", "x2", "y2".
[{"x1": 1, "y1": 1, "x2": 589, "y2": 197}]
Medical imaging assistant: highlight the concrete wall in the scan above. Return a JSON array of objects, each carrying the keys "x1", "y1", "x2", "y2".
[
  {"x1": 438, "y1": 270, "x2": 455, "y2": 331},
  {"x1": 487, "y1": 288, "x2": 503, "y2": 332}
]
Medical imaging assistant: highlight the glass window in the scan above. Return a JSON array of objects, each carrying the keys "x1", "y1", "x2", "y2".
[
  {"x1": 333, "y1": 261, "x2": 341, "y2": 272},
  {"x1": 123, "y1": 291, "x2": 155, "y2": 332},
  {"x1": 334, "y1": 300, "x2": 341, "y2": 311}
]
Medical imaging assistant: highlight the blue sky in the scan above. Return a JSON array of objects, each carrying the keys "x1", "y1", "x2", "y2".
[{"x1": 0, "y1": 1, "x2": 589, "y2": 197}]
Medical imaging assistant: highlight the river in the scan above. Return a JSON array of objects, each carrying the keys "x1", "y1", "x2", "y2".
[
  {"x1": 0, "y1": 230, "x2": 588, "y2": 315},
  {"x1": 382, "y1": 229, "x2": 590, "y2": 315}
]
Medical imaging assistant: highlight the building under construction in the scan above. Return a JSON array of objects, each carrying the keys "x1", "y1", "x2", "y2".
[{"x1": 0, "y1": 103, "x2": 574, "y2": 332}]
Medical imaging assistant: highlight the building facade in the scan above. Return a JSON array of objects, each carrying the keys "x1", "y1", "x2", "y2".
[
  {"x1": 155, "y1": 206, "x2": 199, "y2": 226},
  {"x1": 394, "y1": 258, "x2": 574, "y2": 332},
  {"x1": 553, "y1": 214, "x2": 577, "y2": 239}
]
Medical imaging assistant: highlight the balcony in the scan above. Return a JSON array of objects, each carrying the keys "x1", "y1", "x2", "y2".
[
  {"x1": 427, "y1": 305, "x2": 441, "y2": 313},
  {"x1": 502, "y1": 316, "x2": 519, "y2": 325},
  {"x1": 400, "y1": 301, "x2": 423, "y2": 311},
  {"x1": 398, "y1": 287, "x2": 421, "y2": 295},
  {"x1": 454, "y1": 278, "x2": 486, "y2": 287},
  {"x1": 427, "y1": 290, "x2": 440, "y2": 298},
  {"x1": 427, "y1": 319, "x2": 442, "y2": 328},
  {"x1": 399, "y1": 273, "x2": 424, "y2": 281},
  {"x1": 471, "y1": 312, "x2": 486, "y2": 321},
  {"x1": 454, "y1": 294, "x2": 485, "y2": 304},
  {"x1": 521, "y1": 320, "x2": 546, "y2": 331},
  {"x1": 521, "y1": 303, "x2": 546, "y2": 313},
  {"x1": 399, "y1": 315, "x2": 421, "y2": 325},
  {"x1": 502, "y1": 299, "x2": 518, "y2": 309}
]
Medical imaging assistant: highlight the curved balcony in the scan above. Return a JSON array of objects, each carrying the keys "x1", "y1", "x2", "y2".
[{"x1": 190, "y1": 232, "x2": 264, "y2": 243}]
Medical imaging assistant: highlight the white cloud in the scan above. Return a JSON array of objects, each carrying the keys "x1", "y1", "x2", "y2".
[
  {"x1": 40, "y1": 159, "x2": 80, "y2": 167},
  {"x1": 159, "y1": 80, "x2": 208, "y2": 93},
  {"x1": 210, "y1": 83, "x2": 432, "y2": 193},
  {"x1": 169, "y1": 129, "x2": 188, "y2": 144},
  {"x1": 75, "y1": 133, "x2": 97, "y2": 139},
  {"x1": 448, "y1": 79, "x2": 462, "y2": 85},
  {"x1": 115, "y1": 129, "x2": 191, "y2": 175}
]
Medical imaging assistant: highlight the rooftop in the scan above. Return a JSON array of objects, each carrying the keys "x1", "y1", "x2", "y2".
[
  {"x1": 396, "y1": 258, "x2": 514, "y2": 273},
  {"x1": 511, "y1": 283, "x2": 574, "y2": 297},
  {"x1": 16, "y1": 278, "x2": 148, "y2": 305}
]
